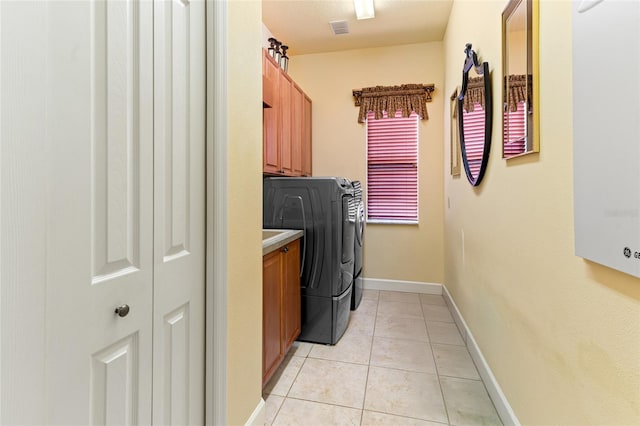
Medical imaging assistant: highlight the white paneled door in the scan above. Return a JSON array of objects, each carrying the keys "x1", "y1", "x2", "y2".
[
  {"x1": 41, "y1": 1, "x2": 205, "y2": 424},
  {"x1": 153, "y1": 0, "x2": 206, "y2": 425}
]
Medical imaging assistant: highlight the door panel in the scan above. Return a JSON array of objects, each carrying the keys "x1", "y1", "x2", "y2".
[
  {"x1": 153, "y1": 0, "x2": 206, "y2": 424},
  {"x1": 92, "y1": 0, "x2": 144, "y2": 282},
  {"x1": 91, "y1": 333, "x2": 140, "y2": 426},
  {"x1": 45, "y1": 1, "x2": 154, "y2": 424},
  {"x1": 157, "y1": 0, "x2": 191, "y2": 261},
  {"x1": 163, "y1": 304, "x2": 190, "y2": 426}
]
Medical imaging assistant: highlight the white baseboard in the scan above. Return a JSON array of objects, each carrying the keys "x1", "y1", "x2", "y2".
[
  {"x1": 362, "y1": 277, "x2": 443, "y2": 294},
  {"x1": 244, "y1": 398, "x2": 265, "y2": 426},
  {"x1": 442, "y1": 286, "x2": 520, "y2": 426}
]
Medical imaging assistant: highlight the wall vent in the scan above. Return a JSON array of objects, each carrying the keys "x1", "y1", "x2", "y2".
[{"x1": 330, "y1": 20, "x2": 350, "y2": 35}]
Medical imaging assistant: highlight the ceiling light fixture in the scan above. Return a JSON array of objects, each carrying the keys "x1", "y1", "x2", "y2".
[{"x1": 354, "y1": 0, "x2": 375, "y2": 20}]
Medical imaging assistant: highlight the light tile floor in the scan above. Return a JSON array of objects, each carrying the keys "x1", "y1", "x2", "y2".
[{"x1": 263, "y1": 289, "x2": 502, "y2": 426}]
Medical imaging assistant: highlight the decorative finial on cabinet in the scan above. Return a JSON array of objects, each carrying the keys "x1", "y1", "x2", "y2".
[
  {"x1": 280, "y1": 45, "x2": 289, "y2": 72},
  {"x1": 268, "y1": 37, "x2": 277, "y2": 58}
]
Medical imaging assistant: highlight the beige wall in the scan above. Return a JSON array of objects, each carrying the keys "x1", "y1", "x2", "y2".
[
  {"x1": 289, "y1": 43, "x2": 445, "y2": 284},
  {"x1": 443, "y1": 0, "x2": 640, "y2": 424},
  {"x1": 507, "y1": 29, "x2": 526, "y2": 74},
  {"x1": 226, "y1": 1, "x2": 263, "y2": 424}
]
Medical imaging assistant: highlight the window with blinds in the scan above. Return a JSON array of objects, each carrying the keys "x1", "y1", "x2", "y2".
[
  {"x1": 461, "y1": 103, "x2": 486, "y2": 177},
  {"x1": 366, "y1": 110, "x2": 418, "y2": 223},
  {"x1": 503, "y1": 101, "x2": 527, "y2": 157}
]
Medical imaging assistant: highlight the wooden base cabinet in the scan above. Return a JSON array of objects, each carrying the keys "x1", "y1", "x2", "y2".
[
  {"x1": 282, "y1": 240, "x2": 301, "y2": 350},
  {"x1": 262, "y1": 239, "x2": 301, "y2": 387},
  {"x1": 262, "y1": 249, "x2": 283, "y2": 385}
]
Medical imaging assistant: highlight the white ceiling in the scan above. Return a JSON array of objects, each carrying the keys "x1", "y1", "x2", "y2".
[{"x1": 262, "y1": 0, "x2": 454, "y2": 56}]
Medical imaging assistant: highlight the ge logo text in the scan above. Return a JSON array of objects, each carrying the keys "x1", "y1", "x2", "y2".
[{"x1": 623, "y1": 247, "x2": 640, "y2": 259}]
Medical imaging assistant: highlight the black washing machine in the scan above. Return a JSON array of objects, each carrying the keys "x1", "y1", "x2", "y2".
[{"x1": 263, "y1": 177, "x2": 355, "y2": 345}]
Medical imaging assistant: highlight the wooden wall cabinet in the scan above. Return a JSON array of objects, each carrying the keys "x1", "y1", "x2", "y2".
[
  {"x1": 263, "y1": 49, "x2": 312, "y2": 177},
  {"x1": 263, "y1": 51, "x2": 280, "y2": 174},
  {"x1": 279, "y1": 71, "x2": 293, "y2": 175},
  {"x1": 262, "y1": 239, "x2": 301, "y2": 387},
  {"x1": 302, "y1": 94, "x2": 312, "y2": 177},
  {"x1": 291, "y1": 83, "x2": 304, "y2": 176},
  {"x1": 262, "y1": 51, "x2": 278, "y2": 108}
]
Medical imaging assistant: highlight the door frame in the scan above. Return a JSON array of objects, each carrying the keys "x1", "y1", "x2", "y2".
[{"x1": 205, "y1": 1, "x2": 228, "y2": 425}]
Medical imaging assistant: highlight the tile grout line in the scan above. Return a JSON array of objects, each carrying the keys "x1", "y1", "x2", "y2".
[
  {"x1": 283, "y1": 395, "x2": 366, "y2": 412},
  {"x1": 270, "y1": 350, "x2": 309, "y2": 425},
  {"x1": 422, "y1": 296, "x2": 453, "y2": 426},
  {"x1": 437, "y1": 293, "x2": 503, "y2": 425},
  {"x1": 364, "y1": 408, "x2": 451, "y2": 425},
  {"x1": 359, "y1": 291, "x2": 380, "y2": 425},
  {"x1": 267, "y1": 394, "x2": 283, "y2": 426}
]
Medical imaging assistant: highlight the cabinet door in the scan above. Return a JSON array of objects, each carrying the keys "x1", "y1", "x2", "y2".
[
  {"x1": 291, "y1": 84, "x2": 304, "y2": 176},
  {"x1": 262, "y1": 50, "x2": 278, "y2": 108},
  {"x1": 263, "y1": 107, "x2": 280, "y2": 174},
  {"x1": 282, "y1": 240, "x2": 301, "y2": 351},
  {"x1": 263, "y1": 250, "x2": 283, "y2": 385},
  {"x1": 263, "y1": 52, "x2": 280, "y2": 174},
  {"x1": 302, "y1": 95, "x2": 313, "y2": 177},
  {"x1": 279, "y1": 72, "x2": 293, "y2": 175}
]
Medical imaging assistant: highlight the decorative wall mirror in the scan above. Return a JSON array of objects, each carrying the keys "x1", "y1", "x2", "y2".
[
  {"x1": 458, "y1": 43, "x2": 492, "y2": 186},
  {"x1": 502, "y1": 0, "x2": 539, "y2": 158}
]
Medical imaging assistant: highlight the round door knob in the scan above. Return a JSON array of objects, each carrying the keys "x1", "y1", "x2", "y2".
[{"x1": 114, "y1": 304, "x2": 130, "y2": 318}]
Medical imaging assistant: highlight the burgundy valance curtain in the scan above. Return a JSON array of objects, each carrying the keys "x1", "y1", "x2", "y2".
[
  {"x1": 461, "y1": 77, "x2": 486, "y2": 113},
  {"x1": 506, "y1": 74, "x2": 532, "y2": 112},
  {"x1": 353, "y1": 84, "x2": 434, "y2": 123}
]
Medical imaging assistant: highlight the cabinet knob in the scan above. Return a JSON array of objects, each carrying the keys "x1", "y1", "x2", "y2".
[
  {"x1": 281, "y1": 246, "x2": 289, "y2": 253},
  {"x1": 114, "y1": 304, "x2": 130, "y2": 318}
]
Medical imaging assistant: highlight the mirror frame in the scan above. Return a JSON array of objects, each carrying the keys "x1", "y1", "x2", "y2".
[
  {"x1": 450, "y1": 88, "x2": 461, "y2": 176},
  {"x1": 457, "y1": 44, "x2": 492, "y2": 186},
  {"x1": 502, "y1": 0, "x2": 539, "y2": 158}
]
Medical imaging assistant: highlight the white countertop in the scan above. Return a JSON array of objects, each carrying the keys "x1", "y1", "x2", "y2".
[{"x1": 262, "y1": 229, "x2": 304, "y2": 256}]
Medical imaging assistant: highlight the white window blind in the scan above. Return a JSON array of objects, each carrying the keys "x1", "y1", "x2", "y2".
[
  {"x1": 503, "y1": 101, "x2": 526, "y2": 156},
  {"x1": 366, "y1": 110, "x2": 418, "y2": 223},
  {"x1": 461, "y1": 103, "x2": 485, "y2": 177}
]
